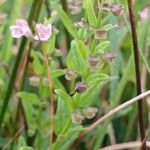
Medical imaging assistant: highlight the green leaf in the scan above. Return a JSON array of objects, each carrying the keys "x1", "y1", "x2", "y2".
[
  {"x1": 76, "y1": 40, "x2": 89, "y2": 59},
  {"x1": 17, "y1": 92, "x2": 39, "y2": 130},
  {"x1": 17, "y1": 92, "x2": 39, "y2": 105},
  {"x1": 32, "y1": 51, "x2": 44, "y2": 75},
  {"x1": 103, "y1": 24, "x2": 118, "y2": 31},
  {"x1": 45, "y1": 34, "x2": 56, "y2": 54},
  {"x1": 67, "y1": 41, "x2": 87, "y2": 77},
  {"x1": 51, "y1": 2, "x2": 77, "y2": 38},
  {"x1": 19, "y1": 146, "x2": 33, "y2": 150},
  {"x1": 94, "y1": 41, "x2": 110, "y2": 53},
  {"x1": 84, "y1": 0, "x2": 97, "y2": 27},
  {"x1": 55, "y1": 89, "x2": 73, "y2": 112},
  {"x1": 0, "y1": 79, "x2": 4, "y2": 86},
  {"x1": 86, "y1": 73, "x2": 109, "y2": 85},
  {"x1": 78, "y1": 73, "x2": 109, "y2": 107},
  {"x1": 55, "y1": 99, "x2": 71, "y2": 135},
  {"x1": 52, "y1": 125, "x2": 84, "y2": 150},
  {"x1": 51, "y1": 69, "x2": 64, "y2": 79}
]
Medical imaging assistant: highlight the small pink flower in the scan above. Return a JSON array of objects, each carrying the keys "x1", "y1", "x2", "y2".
[
  {"x1": 140, "y1": 8, "x2": 149, "y2": 22},
  {"x1": 9, "y1": 19, "x2": 32, "y2": 39},
  {"x1": 9, "y1": 26, "x2": 25, "y2": 38},
  {"x1": 16, "y1": 19, "x2": 29, "y2": 33},
  {"x1": 34, "y1": 24, "x2": 52, "y2": 41}
]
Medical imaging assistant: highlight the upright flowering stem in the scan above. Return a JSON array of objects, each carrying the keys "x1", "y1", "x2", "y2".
[
  {"x1": 0, "y1": 0, "x2": 38, "y2": 129},
  {"x1": 35, "y1": 29, "x2": 55, "y2": 147},
  {"x1": 127, "y1": 1, "x2": 146, "y2": 149}
]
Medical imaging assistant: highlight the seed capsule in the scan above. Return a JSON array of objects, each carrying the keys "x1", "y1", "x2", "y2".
[
  {"x1": 64, "y1": 69, "x2": 77, "y2": 81},
  {"x1": 83, "y1": 107, "x2": 98, "y2": 119},
  {"x1": 100, "y1": 52, "x2": 117, "y2": 63},
  {"x1": 110, "y1": 5, "x2": 123, "y2": 16},
  {"x1": 29, "y1": 76, "x2": 40, "y2": 87},
  {"x1": 71, "y1": 112, "x2": 84, "y2": 124},
  {"x1": 95, "y1": 29, "x2": 108, "y2": 40}
]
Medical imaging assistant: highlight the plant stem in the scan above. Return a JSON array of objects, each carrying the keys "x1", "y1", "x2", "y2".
[
  {"x1": 15, "y1": 0, "x2": 44, "y2": 136},
  {"x1": 35, "y1": 33, "x2": 55, "y2": 147},
  {"x1": 127, "y1": 1, "x2": 146, "y2": 149},
  {"x1": 100, "y1": 141, "x2": 150, "y2": 150},
  {"x1": 42, "y1": 45, "x2": 55, "y2": 147}
]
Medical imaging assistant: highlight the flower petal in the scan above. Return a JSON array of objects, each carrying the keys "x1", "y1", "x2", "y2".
[
  {"x1": 16, "y1": 19, "x2": 29, "y2": 32},
  {"x1": 9, "y1": 25, "x2": 24, "y2": 38},
  {"x1": 35, "y1": 23, "x2": 52, "y2": 41}
]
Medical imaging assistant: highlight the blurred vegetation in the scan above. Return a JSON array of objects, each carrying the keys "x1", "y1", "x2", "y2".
[{"x1": 0, "y1": 0, "x2": 150, "y2": 149}]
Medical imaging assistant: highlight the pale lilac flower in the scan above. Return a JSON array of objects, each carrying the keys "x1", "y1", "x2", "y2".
[
  {"x1": 16, "y1": 19, "x2": 29, "y2": 33},
  {"x1": 9, "y1": 26, "x2": 24, "y2": 38},
  {"x1": 34, "y1": 24, "x2": 52, "y2": 41},
  {"x1": 140, "y1": 8, "x2": 149, "y2": 22},
  {"x1": 9, "y1": 19, "x2": 32, "y2": 39}
]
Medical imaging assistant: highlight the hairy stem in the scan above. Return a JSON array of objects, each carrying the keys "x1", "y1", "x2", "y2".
[
  {"x1": 15, "y1": 0, "x2": 44, "y2": 136},
  {"x1": 35, "y1": 31, "x2": 55, "y2": 147},
  {"x1": 42, "y1": 45, "x2": 55, "y2": 147},
  {"x1": 127, "y1": 1, "x2": 146, "y2": 149}
]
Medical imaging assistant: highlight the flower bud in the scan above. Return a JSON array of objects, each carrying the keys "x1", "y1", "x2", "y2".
[
  {"x1": 68, "y1": 5, "x2": 81, "y2": 14},
  {"x1": 29, "y1": 76, "x2": 40, "y2": 86},
  {"x1": 110, "y1": 5, "x2": 123, "y2": 16},
  {"x1": 71, "y1": 112, "x2": 84, "y2": 124},
  {"x1": 83, "y1": 107, "x2": 98, "y2": 119},
  {"x1": 75, "y1": 81, "x2": 87, "y2": 93},
  {"x1": 95, "y1": 29, "x2": 108, "y2": 40},
  {"x1": 88, "y1": 55, "x2": 99, "y2": 67},
  {"x1": 64, "y1": 69, "x2": 77, "y2": 81}
]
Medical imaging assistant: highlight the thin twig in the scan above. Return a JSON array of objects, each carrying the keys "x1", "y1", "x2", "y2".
[
  {"x1": 75, "y1": 90, "x2": 150, "y2": 140},
  {"x1": 108, "y1": 123, "x2": 116, "y2": 145},
  {"x1": 35, "y1": 29, "x2": 55, "y2": 147},
  {"x1": 100, "y1": 141, "x2": 150, "y2": 150},
  {"x1": 84, "y1": 90, "x2": 150, "y2": 135},
  {"x1": 141, "y1": 129, "x2": 150, "y2": 149},
  {"x1": 127, "y1": 1, "x2": 146, "y2": 149}
]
